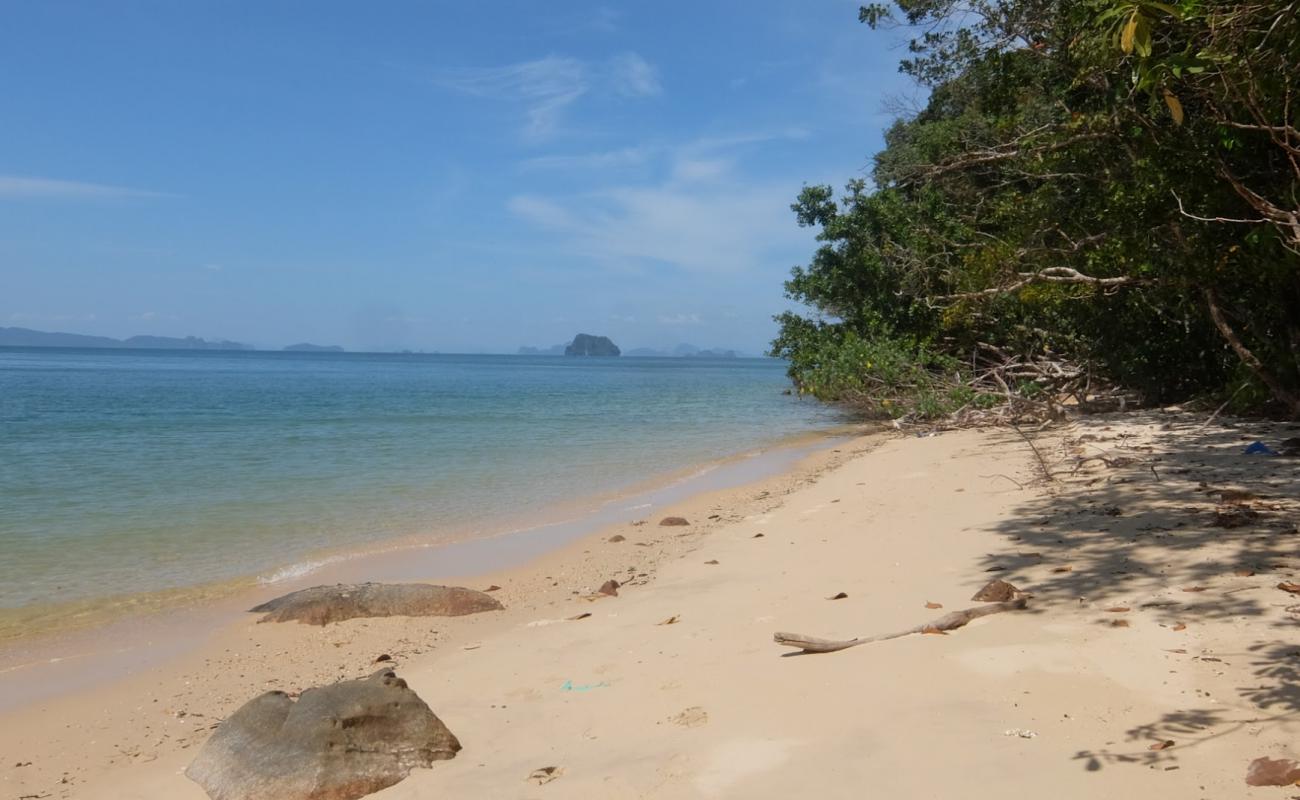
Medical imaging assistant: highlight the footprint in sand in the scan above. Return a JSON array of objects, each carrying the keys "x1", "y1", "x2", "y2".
[{"x1": 669, "y1": 706, "x2": 708, "y2": 728}]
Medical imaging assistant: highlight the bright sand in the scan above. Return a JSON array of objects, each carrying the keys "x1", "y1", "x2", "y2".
[{"x1": 4, "y1": 412, "x2": 1299, "y2": 799}]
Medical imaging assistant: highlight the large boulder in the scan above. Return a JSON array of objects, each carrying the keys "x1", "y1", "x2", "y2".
[
  {"x1": 250, "y1": 582, "x2": 503, "y2": 626},
  {"x1": 187, "y1": 669, "x2": 461, "y2": 800}
]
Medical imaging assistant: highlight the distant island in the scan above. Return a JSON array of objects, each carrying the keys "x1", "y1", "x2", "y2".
[
  {"x1": 0, "y1": 326, "x2": 253, "y2": 351},
  {"x1": 517, "y1": 344, "x2": 568, "y2": 356},
  {"x1": 565, "y1": 333, "x2": 620, "y2": 357},
  {"x1": 283, "y1": 343, "x2": 344, "y2": 352},
  {"x1": 624, "y1": 344, "x2": 742, "y2": 358}
]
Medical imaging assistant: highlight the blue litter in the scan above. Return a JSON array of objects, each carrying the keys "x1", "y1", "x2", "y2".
[
  {"x1": 1244, "y1": 441, "x2": 1279, "y2": 456},
  {"x1": 561, "y1": 680, "x2": 609, "y2": 692}
]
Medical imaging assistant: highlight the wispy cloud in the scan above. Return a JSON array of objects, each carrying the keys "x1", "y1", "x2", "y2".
[
  {"x1": 508, "y1": 128, "x2": 817, "y2": 275},
  {"x1": 430, "y1": 51, "x2": 661, "y2": 139},
  {"x1": 519, "y1": 145, "x2": 655, "y2": 171},
  {"x1": 432, "y1": 56, "x2": 588, "y2": 139},
  {"x1": 521, "y1": 128, "x2": 809, "y2": 173},
  {"x1": 0, "y1": 175, "x2": 172, "y2": 200},
  {"x1": 509, "y1": 178, "x2": 807, "y2": 275},
  {"x1": 658, "y1": 312, "x2": 702, "y2": 326},
  {"x1": 609, "y1": 52, "x2": 661, "y2": 97}
]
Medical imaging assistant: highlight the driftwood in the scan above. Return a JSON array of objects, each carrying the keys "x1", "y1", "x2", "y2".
[{"x1": 774, "y1": 596, "x2": 1029, "y2": 654}]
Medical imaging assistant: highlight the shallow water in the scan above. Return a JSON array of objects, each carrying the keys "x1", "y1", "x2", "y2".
[{"x1": 0, "y1": 349, "x2": 834, "y2": 624}]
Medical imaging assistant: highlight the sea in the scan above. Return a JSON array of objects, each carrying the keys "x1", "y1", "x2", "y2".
[{"x1": 0, "y1": 348, "x2": 837, "y2": 640}]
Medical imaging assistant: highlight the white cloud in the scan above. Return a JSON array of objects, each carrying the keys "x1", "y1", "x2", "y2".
[
  {"x1": 0, "y1": 175, "x2": 172, "y2": 200},
  {"x1": 609, "y1": 52, "x2": 661, "y2": 97},
  {"x1": 431, "y1": 52, "x2": 661, "y2": 139},
  {"x1": 508, "y1": 129, "x2": 817, "y2": 274},
  {"x1": 433, "y1": 56, "x2": 588, "y2": 139}
]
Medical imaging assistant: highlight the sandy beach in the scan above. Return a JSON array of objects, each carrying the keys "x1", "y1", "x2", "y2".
[{"x1": 4, "y1": 411, "x2": 1300, "y2": 799}]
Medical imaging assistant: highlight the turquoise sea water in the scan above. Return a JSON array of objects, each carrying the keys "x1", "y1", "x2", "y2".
[{"x1": 0, "y1": 348, "x2": 834, "y2": 622}]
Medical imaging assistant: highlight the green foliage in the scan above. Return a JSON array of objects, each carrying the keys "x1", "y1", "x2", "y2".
[
  {"x1": 776, "y1": 328, "x2": 976, "y2": 420},
  {"x1": 775, "y1": 0, "x2": 1300, "y2": 419}
]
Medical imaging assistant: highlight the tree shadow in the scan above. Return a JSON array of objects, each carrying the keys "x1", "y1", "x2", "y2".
[{"x1": 981, "y1": 411, "x2": 1300, "y2": 771}]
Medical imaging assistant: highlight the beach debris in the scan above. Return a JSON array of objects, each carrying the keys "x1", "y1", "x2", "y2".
[
  {"x1": 1244, "y1": 441, "x2": 1280, "y2": 456},
  {"x1": 1245, "y1": 756, "x2": 1300, "y2": 786},
  {"x1": 568, "y1": 612, "x2": 592, "y2": 621},
  {"x1": 528, "y1": 766, "x2": 564, "y2": 785},
  {"x1": 659, "y1": 516, "x2": 690, "y2": 527},
  {"x1": 249, "y1": 583, "x2": 503, "y2": 626},
  {"x1": 608, "y1": 534, "x2": 626, "y2": 543},
  {"x1": 669, "y1": 706, "x2": 709, "y2": 728},
  {"x1": 560, "y1": 680, "x2": 608, "y2": 692},
  {"x1": 1003, "y1": 729, "x2": 1038, "y2": 739},
  {"x1": 658, "y1": 615, "x2": 681, "y2": 625},
  {"x1": 1148, "y1": 740, "x2": 1175, "y2": 751},
  {"x1": 971, "y1": 579, "x2": 1021, "y2": 602},
  {"x1": 1172, "y1": 623, "x2": 1187, "y2": 631},
  {"x1": 828, "y1": 592, "x2": 848, "y2": 600},
  {"x1": 1214, "y1": 503, "x2": 1260, "y2": 528},
  {"x1": 1105, "y1": 607, "x2": 1131, "y2": 613},
  {"x1": 704, "y1": 559, "x2": 720, "y2": 565},
  {"x1": 186, "y1": 669, "x2": 459, "y2": 800},
  {"x1": 462, "y1": 643, "x2": 481, "y2": 650},
  {"x1": 1181, "y1": 586, "x2": 1208, "y2": 593},
  {"x1": 774, "y1": 595, "x2": 1029, "y2": 654},
  {"x1": 372, "y1": 653, "x2": 393, "y2": 664},
  {"x1": 925, "y1": 601, "x2": 943, "y2": 609},
  {"x1": 1235, "y1": 568, "x2": 1257, "y2": 577},
  {"x1": 1051, "y1": 565, "x2": 1073, "y2": 573},
  {"x1": 1109, "y1": 619, "x2": 1130, "y2": 628},
  {"x1": 598, "y1": 580, "x2": 620, "y2": 597},
  {"x1": 752, "y1": 532, "x2": 765, "y2": 538},
  {"x1": 484, "y1": 584, "x2": 502, "y2": 592},
  {"x1": 1278, "y1": 582, "x2": 1300, "y2": 594}
]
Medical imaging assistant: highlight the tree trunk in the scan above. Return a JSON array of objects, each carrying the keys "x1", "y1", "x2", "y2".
[{"x1": 1204, "y1": 288, "x2": 1300, "y2": 419}]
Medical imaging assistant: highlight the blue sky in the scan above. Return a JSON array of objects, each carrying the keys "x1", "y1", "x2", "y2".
[{"x1": 0, "y1": 1, "x2": 915, "y2": 353}]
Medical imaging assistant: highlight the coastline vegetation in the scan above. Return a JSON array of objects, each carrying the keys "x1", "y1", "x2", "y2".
[{"x1": 773, "y1": 0, "x2": 1300, "y2": 422}]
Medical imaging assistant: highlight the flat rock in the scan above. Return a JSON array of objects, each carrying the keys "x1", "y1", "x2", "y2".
[
  {"x1": 250, "y1": 582, "x2": 503, "y2": 626},
  {"x1": 658, "y1": 516, "x2": 690, "y2": 527},
  {"x1": 186, "y1": 669, "x2": 460, "y2": 800}
]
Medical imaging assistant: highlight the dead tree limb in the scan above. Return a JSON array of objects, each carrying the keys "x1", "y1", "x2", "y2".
[{"x1": 773, "y1": 596, "x2": 1028, "y2": 654}]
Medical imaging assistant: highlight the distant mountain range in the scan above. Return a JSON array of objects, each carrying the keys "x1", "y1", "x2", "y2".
[
  {"x1": 0, "y1": 326, "x2": 254, "y2": 351},
  {"x1": 0, "y1": 327, "x2": 349, "y2": 353}
]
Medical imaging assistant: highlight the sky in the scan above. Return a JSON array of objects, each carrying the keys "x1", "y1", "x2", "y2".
[{"x1": 0, "y1": 1, "x2": 917, "y2": 353}]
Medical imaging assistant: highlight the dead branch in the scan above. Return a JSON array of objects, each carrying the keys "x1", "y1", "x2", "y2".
[{"x1": 774, "y1": 596, "x2": 1028, "y2": 654}]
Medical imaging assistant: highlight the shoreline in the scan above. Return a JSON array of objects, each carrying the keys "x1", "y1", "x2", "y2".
[
  {"x1": 6, "y1": 411, "x2": 1299, "y2": 799},
  {"x1": 0, "y1": 425, "x2": 864, "y2": 714}
]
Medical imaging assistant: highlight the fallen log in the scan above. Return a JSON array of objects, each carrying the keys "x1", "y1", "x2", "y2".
[{"x1": 774, "y1": 596, "x2": 1029, "y2": 654}]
